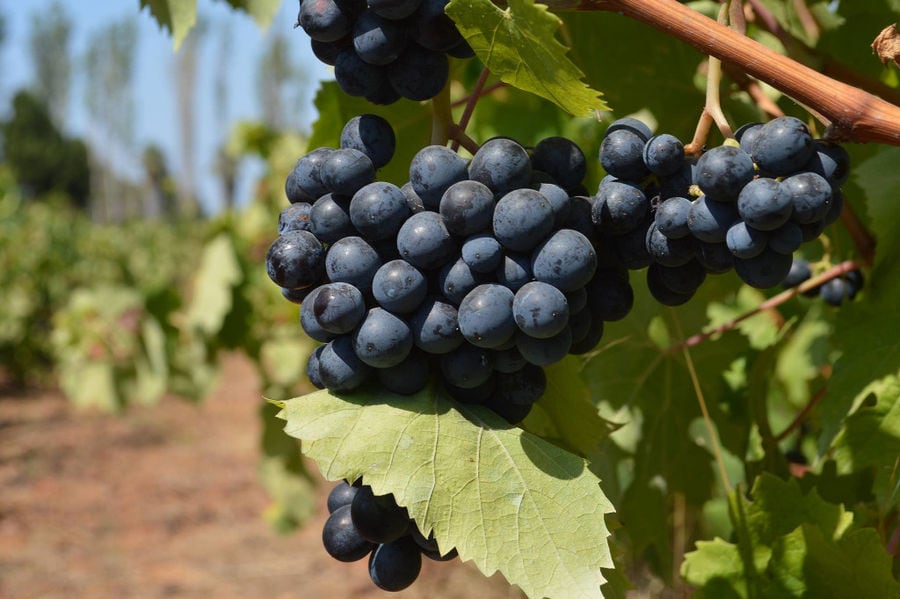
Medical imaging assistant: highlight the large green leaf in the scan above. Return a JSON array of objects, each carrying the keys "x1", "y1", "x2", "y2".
[
  {"x1": 278, "y1": 386, "x2": 615, "y2": 599},
  {"x1": 445, "y1": 0, "x2": 607, "y2": 116},
  {"x1": 186, "y1": 233, "x2": 243, "y2": 336}
]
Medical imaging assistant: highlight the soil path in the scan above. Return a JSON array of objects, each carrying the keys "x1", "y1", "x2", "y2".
[{"x1": 0, "y1": 354, "x2": 512, "y2": 599}]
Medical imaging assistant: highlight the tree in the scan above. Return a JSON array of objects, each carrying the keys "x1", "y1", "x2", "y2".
[
  {"x1": 141, "y1": 1, "x2": 900, "y2": 597},
  {"x1": 28, "y1": 2, "x2": 72, "y2": 127},
  {"x1": 1, "y1": 90, "x2": 90, "y2": 208}
]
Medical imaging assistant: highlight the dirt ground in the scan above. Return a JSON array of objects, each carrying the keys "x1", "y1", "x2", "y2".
[{"x1": 0, "y1": 354, "x2": 514, "y2": 599}]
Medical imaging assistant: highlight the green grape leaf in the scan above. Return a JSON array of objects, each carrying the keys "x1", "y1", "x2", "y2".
[
  {"x1": 445, "y1": 0, "x2": 607, "y2": 116},
  {"x1": 705, "y1": 286, "x2": 783, "y2": 351},
  {"x1": 139, "y1": 0, "x2": 197, "y2": 49},
  {"x1": 278, "y1": 387, "x2": 615, "y2": 599},
  {"x1": 681, "y1": 537, "x2": 747, "y2": 599},
  {"x1": 767, "y1": 526, "x2": 900, "y2": 598},
  {"x1": 522, "y1": 356, "x2": 619, "y2": 457},
  {"x1": 308, "y1": 82, "x2": 432, "y2": 187},
  {"x1": 819, "y1": 147, "x2": 900, "y2": 448},
  {"x1": 186, "y1": 234, "x2": 242, "y2": 337}
]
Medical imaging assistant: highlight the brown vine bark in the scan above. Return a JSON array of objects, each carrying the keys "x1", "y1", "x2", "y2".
[{"x1": 552, "y1": 0, "x2": 900, "y2": 146}]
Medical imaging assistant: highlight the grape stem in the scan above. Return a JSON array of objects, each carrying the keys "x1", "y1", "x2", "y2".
[
  {"x1": 449, "y1": 125, "x2": 481, "y2": 154},
  {"x1": 450, "y1": 81, "x2": 507, "y2": 108},
  {"x1": 773, "y1": 385, "x2": 827, "y2": 443},
  {"x1": 684, "y1": 3, "x2": 734, "y2": 154},
  {"x1": 669, "y1": 259, "x2": 863, "y2": 352},
  {"x1": 451, "y1": 67, "x2": 492, "y2": 152},
  {"x1": 549, "y1": 0, "x2": 900, "y2": 145}
]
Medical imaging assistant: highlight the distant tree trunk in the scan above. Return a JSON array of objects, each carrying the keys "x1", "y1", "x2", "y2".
[
  {"x1": 175, "y1": 25, "x2": 206, "y2": 217},
  {"x1": 29, "y1": 2, "x2": 72, "y2": 128}
]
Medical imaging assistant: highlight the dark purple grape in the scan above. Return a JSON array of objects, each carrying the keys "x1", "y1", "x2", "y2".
[
  {"x1": 493, "y1": 189, "x2": 554, "y2": 252},
  {"x1": 265, "y1": 230, "x2": 325, "y2": 290},
  {"x1": 409, "y1": 296, "x2": 463, "y2": 354},
  {"x1": 439, "y1": 180, "x2": 495, "y2": 237},
  {"x1": 642, "y1": 134, "x2": 685, "y2": 176},
  {"x1": 531, "y1": 136, "x2": 587, "y2": 191},
  {"x1": 387, "y1": 43, "x2": 449, "y2": 101},
  {"x1": 600, "y1": 128, "x2": 649, "y2": 181},
  {"x1": 457, "y1": 284, "x2": 517, "y2": 349},
  {"x1": 340, "y1": 114, "x2": 396, "y2": 169},
  {"x1": 468, "y1": 138, "x2": 533, "y2": 196},
  {"x1": 368, "y1": 536, "x2": 422, "y2": 592},
  {"x1": 323, "y1": 505, "x2": 376, "y2": 562},
  {"x1": 353, "y1": 10, "x2": 407, "y2": 65},
  {"x1": 751, "y1": 116, "x2": 814, "y2": 176},
  {"x1": 693, "y1": 145, "x2": 754, "y2": 202},
  {"x1": 350, "y1": 181, "x2": 410, "y2": 241}
]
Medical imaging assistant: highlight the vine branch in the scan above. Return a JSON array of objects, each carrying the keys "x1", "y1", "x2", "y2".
[{"x1": 550, "y1": 0, "x2": 900, "y2": 146}]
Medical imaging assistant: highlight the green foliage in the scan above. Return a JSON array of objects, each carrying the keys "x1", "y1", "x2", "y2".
[
  {"x1": 683, "y1": 474, "x2": 900, "y2": 598},
  {"x1": 140, "y1": 0, "x2": 279, "y2": 48},
  {"x1": 278, "y1": 386, "x2": 615, "y2": 598},
  {"x1": 446, "y1": 0, "x2": 607, "y2": 116},
  {"x1": 1, "y1": 91, "x2": 90, "y2": 208}
]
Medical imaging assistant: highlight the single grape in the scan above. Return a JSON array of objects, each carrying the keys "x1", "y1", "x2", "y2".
[
  {"x1": 310, "y1": 36, "x2": 351, "y2": 67},
  {"x1": 643, "y1": 134, "x2": 685, "y2": 176},
  {"x1": 457, "y1": 284, "x2": 517, "y2": 348},
  {"x1": 531, "y1": 136, "x2": 587, "y2": 191},
  {"x1": 408, "y1": 145, "x2": 469, "y2": 209},
  {"x1": 750, "y1": 116, "x2": 814, "y2": 176},
  {"x1": 782, "y1": 172, "x2": 833, "y2": 224},
  {"x1": 318, "y1": 335, "x2": 372, "y2": 391},
  {"x1": 781, "y1": 258, "x2": 811, "y2": 289},
  {"x1": 483, "y1": 394, "x2": 532, "y2": 425},
  {"x1": 562, "y1": 195, "x2": 595, "y2": 239},
  {"x1": 823, "y1": 188, "x2": 844, "y2": 226},
  {"x1": 326, "y1": 236, "x2": 382, "y2": 292},
  {"x1": 352, "y1": 307, "x2": 413, "y2": 368},
  {"x1": 301, "y1": 287, "x2": 337, "y2": 342},
  {"x1": 372, "y1": 259, "x2": 428, "y2": 314},
  {"x1": 735, "y1": 122, "x2": 763, "y2": 155},
  {"x1": 298, "y1": 0, "x2": 352, "y2": 42},
  {"x1": 396, "y1": 211, "x2": 457, "y2": 270},
  {"x1": 307, "y1": 345, "x2": 325, "y2": 389},
  {"x1": 368, "y1": 536, "x2": 422, "y2": 592},
  {"x1": 351, "y1": 487, "x2": 410, "y2": 544},
  {"x1": 600, "y1": 129, "x2": 649, "y2": 181},
  {"x1": 340, "y1": 114, "x2": 396, "y2": 169},
  {"x1": 568, "y1": 317, "x2": 604, "y2": 355},
  {"x1": 265, "y1": 230, "x2": 325, "y2": 290},
  {"x1": 593, "y1": 180, "x2": 649, "y2": 234},
  {"x1": 410, "y1": 527, "x2": 457, "y2": 561},
  {"x1": 726, "y1": 221, "x2": 769, "y2": 259},
  {"x1": 328, "y1": 481, "x2": 360, "y2": 513},
  {"x1": 535, "y1": 183, "x2": 571, "y2": 228},
  {"x1": 321, "y1": 148, "x2": 376, "y2": 197},
  {"x1": 693, "y1": 145, "x2": 755, "y2": 202},
  {"x1": 512, "y1": 281, "x2": 569, "y2": 339},
  {"x1": 688, "y1": 195, "x2": 739, "y2": 243},
  {"x1": 311, "y1": 193, "x2": 355, "y2": 244},
  {"x1": 313, "y1": 282, "x2": 367, "y2": 334},
  {"x1": 409, "y1": 296, "x2": 463, "y2": 354},
  {"x1": 334, "y1": 48, "x2": 391, "y2": 100},
  {"x1": 605, "y1": 117, "x2": 652, "y2": 141},
  {"x1": 492, "y1": 188, "x2": 554, "y2": 252},
  {"x1": 655, "y1": 196, "x2": 692, "y2": 239},
  {"x1": 439, "y1": 180, "x2": 495, "y2": 237},
  {"x1": 386, "y1": 43, "x2": 449, "y2": 101},
  {"x1": 468, "y1": 138, "x2": 533, "y2": 196},
  {"x1": 646, "y1": 265, "x2": 694, "y2": 307},
  {"x1": 496, "y1": 252, "x2": 533, "y2": 292},
  {"x1": 323, "y1": 505, "x2": 376, "y2": 562},
  {"x1": 819, "y1": 278, "x2": 848, "y2": 306},
  {"x1": 845, "y1": 269, "x2": 864, "y2": 299},
  {"x1": 440, "y1": 342, "x2": 495, "y2": 388},
  {"x1": 353, "y1": 10, "x2": 407, "y2": 66},
  {"x1": 286, "y1": 147, "x2": 334, "y2": 203},
  {"x1": 530, "y1": 229, "x2": 597, "y2": 292},
  {"x1": 350, "y1": 181, "x2": 410, "y2": 241},
  {"x1": 737, "y1": 177, "x2": 792, "y2": 231},
  {"x1": 803, "y1": 141, "x2": 850, "y2": 187},
  {"x1": 438, "y1": 258, "x2": 487, "y2": 305},
  {"x1": 495, "y1": 363, "x2": 547, "y2": 406},
  {"x1": 461, "y1": 234, "x2": 504, "y2": 274},
  {"x1": 278, "y1": 202, "x2": 313, "y2": 235}
]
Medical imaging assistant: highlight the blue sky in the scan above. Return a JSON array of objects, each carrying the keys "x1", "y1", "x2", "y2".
[{"x1": 1, "y1": 0, "x2": 331, "y2": 214}]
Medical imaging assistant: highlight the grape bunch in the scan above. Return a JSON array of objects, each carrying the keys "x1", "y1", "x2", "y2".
[
  {"x1": 593, "y1": 116, "x2": 849, "y2": 305},
  {"x1": 781, "y1": 257, "x2": 864, "y2": 306},
  {"x1": 295, "y1": 0, "x2": 473, "y2": 104},
  {"x1": 323, "y1": 480, "x2": 458, "y2": 591},
  {"x1": 268, "y1": 113, "x2": 635, "y2": 425}
]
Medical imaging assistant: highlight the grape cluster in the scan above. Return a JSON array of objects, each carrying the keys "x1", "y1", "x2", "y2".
[
  {"x1": 781, "y1": 258, "x2": 864, "y2": 306},
  {"x1": 323, "y1": 480, "x2": 458, "y2": 591},
  {"x1": 295, "y1": 0, "x2": 473, "y2": 104},
  {"x1": 269, "y1": 114, "x2": 635, "y2": 425},
  {"x1": 593, "y1": 116, "x2": 849, "y2": 305}
]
